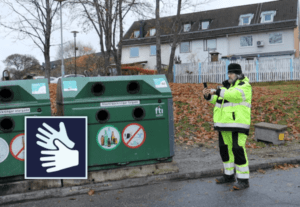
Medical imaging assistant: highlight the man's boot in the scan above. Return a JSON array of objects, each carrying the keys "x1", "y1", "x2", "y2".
[
  {"x1": 215, "y1": 174, "x2": 236, "y2": 184},
  {"x1": 233, "y1": 178, "x2": 249, "y2": 190}
]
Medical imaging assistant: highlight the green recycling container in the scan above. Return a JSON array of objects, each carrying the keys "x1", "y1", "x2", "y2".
[
  {"x1": 0, "y1": 79, "x2": 51, "y2": 178},
  {"x1": 56, "y1": 75, "x2": 175, "y2": 171}
]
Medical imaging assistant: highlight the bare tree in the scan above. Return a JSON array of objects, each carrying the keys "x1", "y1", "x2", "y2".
[
  {"x1": 55, "y1": 41, "x2": 96, "y2": 60},
  {"x1": 0, "y1": 0, "x2": 62, "y2": 83},
  {"x1": 69, "y1": 0, "x2": 152, "y2": 76},
  {"x1": 155, "y1": 0, "x2": 162, "y2": 74},
  {"x1": 165, "y1": 0, "x2": 212, "y2": 82}
]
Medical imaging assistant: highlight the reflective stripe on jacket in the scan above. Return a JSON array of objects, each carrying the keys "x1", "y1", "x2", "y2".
[{"x1": 204, "y1": 76, "x2": 252, "y2": 135}]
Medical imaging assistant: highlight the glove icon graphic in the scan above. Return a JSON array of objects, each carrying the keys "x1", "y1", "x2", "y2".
[
  {"x1": 36, "y1": 122, "x2": 75, "y2": 150},
  {"x1": 40, "y1": 140, "x2": 79, "y2": 173},
  {"x1": 36, "y1": 122, "x2": 79, "y2": 173}
]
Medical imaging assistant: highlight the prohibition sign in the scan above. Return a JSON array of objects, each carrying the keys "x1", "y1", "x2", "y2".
[
  {"x1": 122, "y1": 123, "x2": 146, "y2": 149},
  {"x1": 10, "y1": 133, "x2": 25, "y2": 161}
]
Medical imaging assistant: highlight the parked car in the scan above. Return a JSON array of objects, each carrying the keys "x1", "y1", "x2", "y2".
[
  {"x1": 33, "y1": 76, "x2": 45, "y2": 80},
  {"x1": 51, "y1": 74, "x2": 85, "y2": 84},
  {"x1": 33, "y1": 76, "x2": 57, "y2": 84},
  {"x1": 64, "y1": 74, "x2": 85, "y2": 78}
]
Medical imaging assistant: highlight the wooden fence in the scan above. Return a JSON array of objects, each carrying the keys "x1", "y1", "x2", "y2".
[{"x1": 174, "y1": 58, "x2": 300, "y2": 83}]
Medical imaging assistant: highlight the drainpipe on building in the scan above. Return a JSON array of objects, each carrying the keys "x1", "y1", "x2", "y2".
[{"x1": 226, "y1": 34, "x2": 229, "y2": 57}]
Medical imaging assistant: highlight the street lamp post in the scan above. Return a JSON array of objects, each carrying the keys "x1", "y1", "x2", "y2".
[
  {"x1": 54, "y1": 0, "x2": 67, "y2": 77},
  {"x1": 71, "y1": 31, "x2": 79, "y2": 77}
]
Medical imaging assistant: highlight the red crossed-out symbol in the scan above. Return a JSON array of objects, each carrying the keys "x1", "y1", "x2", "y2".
[
  {"x1": 122, "y1": 123, "x2": 146, "y2": 149},
  {"x1": 10, "y1": 133, "x2": 25, "y2": 161}
]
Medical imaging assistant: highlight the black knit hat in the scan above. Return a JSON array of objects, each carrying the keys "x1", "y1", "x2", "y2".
[{"x1": 228, "y1": 63, "x2": 242, "y2": 74}]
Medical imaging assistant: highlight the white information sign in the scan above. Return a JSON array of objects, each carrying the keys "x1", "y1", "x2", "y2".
[
  {"x1": 0, "y1": 108, "x2": 30, "y2": 115},
  {"x1": 32, "y1": 83, "x2": 46, "y2": 94},
  {"x1": 100, "y1": 100, "x2": 140, "y2": 107},
  {"x1": 153, "y1": 78, "x2": 168, "y2": 88},
  {"x1": 0, "y1": 138, "x2": 9, "y2": 164}
]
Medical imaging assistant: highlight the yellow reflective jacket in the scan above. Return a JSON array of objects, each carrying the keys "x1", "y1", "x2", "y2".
[{"x1": 204, "y1": 76, "x2": 252, "y2": 135}]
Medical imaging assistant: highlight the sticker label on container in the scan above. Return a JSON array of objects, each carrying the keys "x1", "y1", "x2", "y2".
[
  {"x1": 0, "y1": 138, "x2": 9, "y2": 164},
  {"x1": 10, "y1": 134, "x2": 25, "y2": 161},
  {"x1": 100, "y1": 100, "x2": 140, "y2": 107},
  {"x1": 0, "y1": 108, "x2": 30, "y2": 115},
  {"x1": 279, "y1": 133, "x2": 284, "y2": 141},
  {"x1": 32, "y1": 83, "x2": 46, "y2": 94},
  {"x1": 155, "y1": 106, "x2": 163, "y2": 117},
  {"x1": 63, "y1": 81, "x2": 78, "y2": 91},
  {"x1": 153, "y1": 78, "x2": 167, "y2": 88},
  {"x1": 96, "y1": 125, "x2": 121, "y2": 151},
  {"x1": 122, "y1": 123, "x2": 146, "y2": 149}
]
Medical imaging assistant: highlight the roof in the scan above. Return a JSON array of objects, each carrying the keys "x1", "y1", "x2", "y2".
[{"x1": 123, "y1": 0, "x2": 298, "y2": 46}]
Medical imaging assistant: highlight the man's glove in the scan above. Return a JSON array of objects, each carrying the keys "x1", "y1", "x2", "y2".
[{"x1": 222, "y1": 80, "x2": 230, "y2": 89}]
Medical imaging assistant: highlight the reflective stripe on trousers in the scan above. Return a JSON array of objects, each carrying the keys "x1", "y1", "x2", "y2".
[
  {"x1": 224, "y1": 162, "x2": 235, "y2": 175},
  {"x1": 236, "y1": 165, "x2": 250, "y2": 179}
]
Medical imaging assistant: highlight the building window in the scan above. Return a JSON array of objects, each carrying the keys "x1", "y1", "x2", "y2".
[
  {"x1": 201, "y1": 21, "x2": 210, "y2": 30},
  {"x1": 243, "y1": 17, "x2": 249, "y2": 24},
  {"x1": 180, "y1": 42, "x2": 190, "y2": 53},
  {"x1": 150, "y1": 45, "x2": 156, "y2": 56},
  {"x1": 239, "y1": 14, "x2": 254, "y2": 26},
  {"x1": 150, "y1": 28, "x2": 156, "y2": 36},
  {"x1": 260, "y1": 11, "x2": 276, "y2": 23},
  {"x1": 265, "y1": 14, "x2": 271, "y2": 21},
  {"x1": 204, "y1": 39, "x2": 217, "y2": 51},
  {"x1": 183, "y1": 23, "x2": 191, "y2": 32},
  {"x1": 130, "y1": 47, "x2": 139, "y2": 57},
  {"x1": 134, "y1": 30, "x2": 140, "y2": 38},
  {"x1": 240, "y1": 36, "x2": 253, "y2": 47},
  {"x1": 269, "y1": 33, "x2": 282, "y2": 44}
]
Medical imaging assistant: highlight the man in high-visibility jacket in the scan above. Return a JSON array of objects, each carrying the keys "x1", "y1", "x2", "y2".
[{"x1": 203, "y1": 63, "x2": 252, "y2": 190}]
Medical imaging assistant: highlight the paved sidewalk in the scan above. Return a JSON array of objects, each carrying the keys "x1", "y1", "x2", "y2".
[{"x1": 1, "y1": 143, "x2": 300, "y2": 205}]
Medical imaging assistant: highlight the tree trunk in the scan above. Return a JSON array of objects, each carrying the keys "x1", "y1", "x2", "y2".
[
  {"x1": 167, "y1": 0, "x2": 182, "y2": 83},
  {"x1": 45, "y1": 0, "x2": 51, "y2": 84},
  {"x1": 155, "y1": 0, "x2": 161, "y2": 74},
  {"x1": 104, "y1": 0, "x2": 113, "y2": 75},
  {"x1": 44, "y1": 51, "x2": 51, "y2": 83},
  {"x1": 117, "y1": 0, "x2": 123, "y2": 76}
]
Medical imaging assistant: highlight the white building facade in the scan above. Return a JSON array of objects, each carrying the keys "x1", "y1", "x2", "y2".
[{"x1": 121, "y1": 0, "x2": 300, "y2": 70}]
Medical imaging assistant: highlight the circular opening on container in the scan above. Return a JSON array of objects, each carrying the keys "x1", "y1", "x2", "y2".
[
  {"x1": 158, "y1": 99, "x2": 162, "y2": 103},
  {"x1": 132, "y1": 107, "x2": 145, "y2": 121},
  {"x1": 37, "y1": 108, "x2": 42, "y2": 112},
  {"x1": 0, "y1": 117, "x2": 15, "y2": 132},
  {"x1": 92, "y1": 82, "x2": 105, "y2": 96},
  {"x1": 127, "y1": 81, "x2": 140, "y2": 94},
  {"x1": 0, "y1": 87, "x2": 14, "y2": 102},
  {"x1": 96, "y1": 109, "x2": 110, "y2": 123}
]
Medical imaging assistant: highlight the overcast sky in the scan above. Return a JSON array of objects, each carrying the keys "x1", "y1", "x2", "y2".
[{"x1": 0, "y1": 0, "x2": 277, "y2": 78}]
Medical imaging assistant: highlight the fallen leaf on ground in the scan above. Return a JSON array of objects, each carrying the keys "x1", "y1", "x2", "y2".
[
  {"x1": 257, "y1": 169, "x2": 266, "y2": 174},
  {"x1": 88, "y1": 189, "x2": 95, "y2": 196}
]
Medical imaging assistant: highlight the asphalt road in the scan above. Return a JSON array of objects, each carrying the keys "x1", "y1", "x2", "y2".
[{"x1": 5, "y1": 167, "x2": 300, "y2": 207}]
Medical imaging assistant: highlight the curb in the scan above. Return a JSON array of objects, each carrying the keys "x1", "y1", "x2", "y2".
[{"x1": 1, "y1": 157, "x2": 300, "y2": 206}]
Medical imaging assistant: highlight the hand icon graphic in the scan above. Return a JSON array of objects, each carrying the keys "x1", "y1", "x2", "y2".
[
  {"x1": 36, "y1": 122, "x2": 75, "y2": 150},
  {"x1": 40, "y1": 140, "x2": 79, "y2": 173}
]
